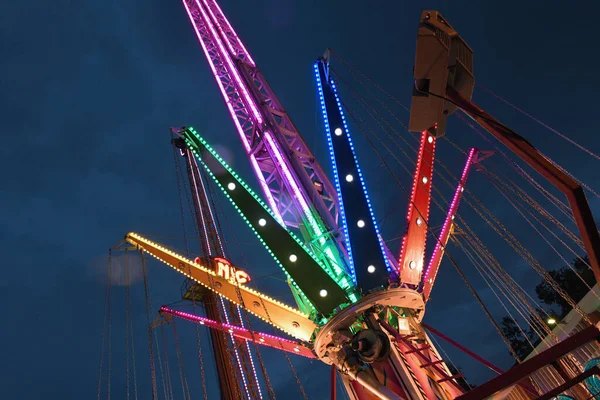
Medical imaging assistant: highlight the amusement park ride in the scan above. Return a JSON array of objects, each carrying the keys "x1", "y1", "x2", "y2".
[{"x1": 108, "y1": 1, "x2": 600, "y2": 399}]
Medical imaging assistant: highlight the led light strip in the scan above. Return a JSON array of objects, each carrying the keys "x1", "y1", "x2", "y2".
[
  {"x1": 234, "y1": 306, "x2": 263, "y2": 399},
  {"x1": 218, "y1": 295, "x2": 252, "y2": 399},
  {"x1": 187, "y1": 151, "x2": 260, "y2": 399},
  {"x1": 185, "y1": 0, "x2": 348, "y2": 287},
  {"x1": 160, "y1": 306, "x2": 316, "y2": 359},
  {"x1": 261, "y1": 131, "x2": 344, "y2": 279},
  {"x1": 182, "y1": 0, "x2": 282, "y2": 223},
  {"x1": 314, "y1": 62, "x2": 357, "y2": 284},
  {"x1": 183, "y1": 131, "x2": 317, "y2": 315},
  {"x1": 125, "y1": 232, "x2": 317, "y2": 341},
  {"x1": 398, "y1": 131, "x2": 436, "y2": 285},
  {"x1": 200, "y1": 0, "x2": 256, "y2": 65},
  {"x1": 328, "y1": 77, "x2": 392, "y2": 273},
  {"x1": 184, "y1": 127, "x2": 353, "y2": 293},
  {"x1": 422, "y1": 148, "x2": 478, "y2": 299},
  {"x1": 188, "y1": 0, "x2": 330, "y2": 246}
]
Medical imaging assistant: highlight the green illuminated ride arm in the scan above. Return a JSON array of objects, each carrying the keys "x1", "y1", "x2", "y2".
[{"x1": 179, "y1": 127, "x2": 353, "y2": 318}]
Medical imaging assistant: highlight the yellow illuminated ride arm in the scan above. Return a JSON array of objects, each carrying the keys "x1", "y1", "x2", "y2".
[{"x1": 125, "y1": 232, "x2": 317, "y2": 342}]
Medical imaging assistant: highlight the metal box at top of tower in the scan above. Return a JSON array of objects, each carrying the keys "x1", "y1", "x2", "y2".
[{"x1": 409, "y1": 10, "x2": 475, "y2": 138}]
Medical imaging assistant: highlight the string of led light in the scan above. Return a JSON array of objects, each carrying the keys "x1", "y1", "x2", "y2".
[
  {"x1": 209, "y1": 166, "x2": 309, "y2": 399},
  {"x1": 172, "y1": 138, "x2": 211, "y2": 400},
  {"x1": 329, "y1": 57, "x2": 590, "y2": 347}
]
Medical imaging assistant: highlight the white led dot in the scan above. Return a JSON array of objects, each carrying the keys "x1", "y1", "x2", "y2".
[
  {"x1": 319, "y1": 289, "x2": 328, "y2": 297},
  {"x1": 422, "y1": 176, "x2": 428, "y2": 184},
  {"x1": 367, "y1": 265, "x2": 376, "y2": 273},
  {"x1": 416, "y1": 218, "x2": 423, "y2": 226},
  {"x1": 345, "y1": 174, "x2": 354, "y2": 182},
  {"x1": 451, "y1": 215, "x2": 455, "y2": 220},
  {"x1": 227, "y1": 182, "x2": 236, "y2": 191},
  {"x1": 334, "y1": 128, "x2": 343, "y2": 136},
  {"x1": 428, "y1": 136, "x2": 434, "y2": 144},
  {"x1": 258, "y1": 218, "x2": 267, "y2": 227},
  {"x1": 289, "y1": 254, "x2": 298, "y2": 262},
  {"x1": 357, "y1": 219, "x2": 365, "y2": 228},
  {"x1": 461, "y1": 187, "x2": 464, "y2": 192},
  {"x1": 409, "y1": 261, "x2": 416, "y2": 269}
]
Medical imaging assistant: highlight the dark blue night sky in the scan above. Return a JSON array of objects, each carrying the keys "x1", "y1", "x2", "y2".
[{"x1": 2, "y1": 0, "x2": 600, "y2": 398}]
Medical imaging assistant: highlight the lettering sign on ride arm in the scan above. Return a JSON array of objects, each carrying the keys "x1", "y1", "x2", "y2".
[
  {"x1": 124, "y1": 232, "x2": 317, "y2": 341},
  {"x1": 196, "y1": 256, "x2": 251, "y2": 285}
]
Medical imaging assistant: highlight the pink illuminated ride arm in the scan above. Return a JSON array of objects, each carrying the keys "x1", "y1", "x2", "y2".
[
  {"x1": 421, "y1": 148, "x2": 478, "y2": 301},
  {"x1": 398, "y1": 131, "x2": 436, "y2": 286},
  {"x1": 159, "y1": 306, "x2": 316, "y2": 359}
]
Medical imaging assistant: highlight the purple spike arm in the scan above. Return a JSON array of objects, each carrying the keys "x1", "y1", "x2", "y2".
[
  {"x1": 183, "y1": 0, "x2": 341, "y2": 237},
  {"x1": 421, "y1": 148, "x2": 478, "y2": 301},
  {"x1": 160, "y1": 306, "x2": 317, "y2": 359}
]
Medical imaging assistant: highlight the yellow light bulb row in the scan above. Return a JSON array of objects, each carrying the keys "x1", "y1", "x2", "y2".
[
  {"x1": 125, "y1": 234, "x2": 316, "y2": 341},
  {"x1": 125, "y1": 233, "x2": 310, "y2": 319}
]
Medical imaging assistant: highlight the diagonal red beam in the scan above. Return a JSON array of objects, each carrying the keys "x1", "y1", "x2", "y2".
[
  {"x1": 447, "y1": 85, "x2": 600, "y2": 287},
  {"x1": 455, "y1": 324, "x2": 600, "y2": 400},
  {"x1": 421, "y1": 148, "x2": 477, "y2": 301},
  {"x1": 422, "y1": 323, "x2": 538, "y2": 397},
  {"x1": 398, "y1": 131, "x2": 436, "y2": 286},
  {"x1": 423, "y1": 322, "x2": 502, "y2": 374},
  {"x1": 159, "y1": 306, "x2": 316, "y2": 359}
]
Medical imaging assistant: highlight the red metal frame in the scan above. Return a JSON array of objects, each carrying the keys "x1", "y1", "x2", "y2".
[
  {"x1": 399, "y1": 131, "x2": 436, "y2": 285},
  {"x1": 423, "y1": 323, "x2": 539, "y2": 396},
  {"x1": 423, "y1": 323, "x2": 503, "y2": 375},
  {"x1": 330, "y1": 365, "x2": 337, "y2": 400},
  {"x1": 447, "y1": 86, "x2": 600, "y2": 286},
  {"x1": 455, "y1": 324, "x2": 600, "y2": 400}
]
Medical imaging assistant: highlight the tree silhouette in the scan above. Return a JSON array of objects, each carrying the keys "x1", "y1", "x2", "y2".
[
  {"x1": 500, "y1": 315, "x2": 533, "y2": 360},
  {"x1": 500, "y1": 255, "x2": 593, "y2": 359},
  {"x1": 535, "y1": 256, "x2": 595, "y2": 316},
  {"x1": 447, "y1": 363, "x2": 476, "y2": 391}
]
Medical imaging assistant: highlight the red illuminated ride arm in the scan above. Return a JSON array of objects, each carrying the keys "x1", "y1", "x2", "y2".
[
  {"x1": 421, "y1": 148, "x2": 478, "y2": 301},
  {"x1": 398, "y1": 131, "x2": 436, "y2": 286}
]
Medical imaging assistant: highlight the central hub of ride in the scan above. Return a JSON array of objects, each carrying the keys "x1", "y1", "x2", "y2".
[
  {"x1": 315, "y1": 287, "x2": 425, "y2": 363},
  {"x1": 313, "y1": 288, "x2": 425, "y2": 399}
]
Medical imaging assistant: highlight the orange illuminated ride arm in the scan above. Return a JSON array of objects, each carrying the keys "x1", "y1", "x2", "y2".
[
  {"x1": 125, "y1": 232, "x2": 317, "y2": 341},
  {"x1": 398, "y1": 131, "x2": 436, "y2": 286},
  {"x1": 421, "y1": 148, "x2": 478, "y2": 301}
]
